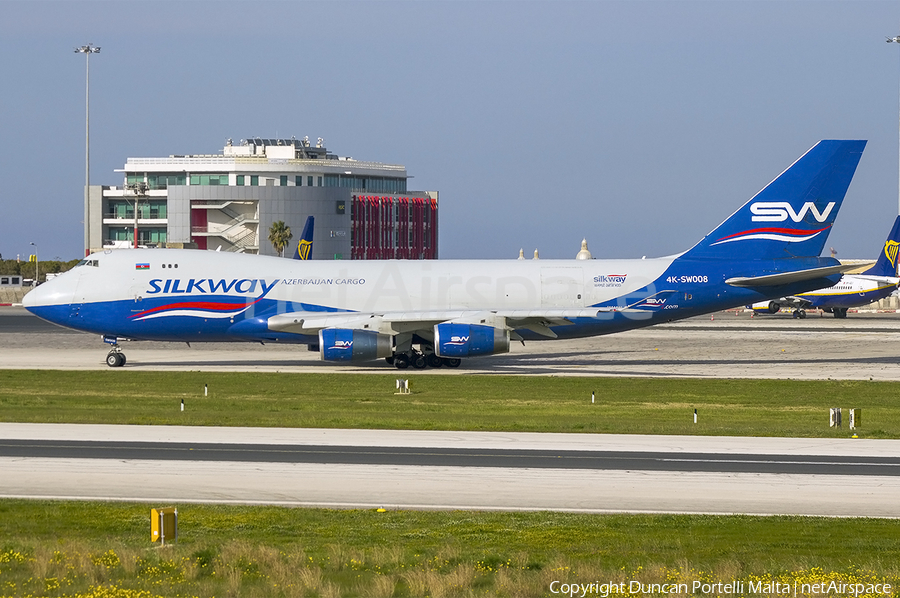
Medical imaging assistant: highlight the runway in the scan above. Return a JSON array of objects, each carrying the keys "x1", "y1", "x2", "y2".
[
  {"x1": 2, "y1": 424, "x2": 899, "y2": 516},
  {"x1": 3, "y1": 308, "x2": 900, "y2": 516},
  {"x1": 2, "y1": 306, "x2": 900, "y2": 379},
  {"x1": 3, "y1": 439, "x2": 900, "y2": 476}
]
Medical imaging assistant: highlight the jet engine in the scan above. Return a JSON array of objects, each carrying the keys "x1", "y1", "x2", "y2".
[
  {"x1": 319, "y1": 328, "x2": 393, "y2": 362},
  {"x1": 434, "y1": 323, "x2": 510, "y2": 358}
]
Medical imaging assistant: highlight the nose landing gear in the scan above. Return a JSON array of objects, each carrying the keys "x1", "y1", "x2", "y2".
[
  {"x1": 103, "y1": 336, "x2": 126, "y2": 367},
  {"x1": 105, "y1": 348, "x2": 126, "y2": 367}
]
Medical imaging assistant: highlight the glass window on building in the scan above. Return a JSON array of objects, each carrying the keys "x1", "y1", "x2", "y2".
[
  {"x1": 280, "y1": 175, "x2": 288, "y2": 186},
  {"x1": 251, "y1": 176, "x2": 259, "y2": 186},
  {"x1": 317, "y1": 176, "x2": 323, "y2": 187},
  {"x1": 147, "y1": 174, "x2": 186, "y2": 189},
  {"x1": 307, "y1": 176, "x2": 313, "y2": 187},
  {"x1": 296, "y1": 176, "x2": 303, "y2": 186},
  {"x1": 189, "y1": 174, "x2": 229, "y2": 186},
  {"x1": 324, "y1": 174, "x2": 339, "y2": 187},
  {"x1": 138, "y1": 228, "x2": 167, "y2": 244},
  {"x1": 110, "y1": 227, "x2": 131, "y2": 242},
  {"x1": 109, "y1": 200, "x2": 133, "y2": 219},
  {"x1": 236, "y1": 175, "x2": 245, "y2": 186},
  {"x1": 126, "y1": 174, "x2": 145, "y2": 185},
  {"x1": 147, "y1": 200, "x2": 167, "y2": 219}
]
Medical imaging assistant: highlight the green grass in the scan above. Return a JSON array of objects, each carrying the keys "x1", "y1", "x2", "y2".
[
  {"x1": 3, "y1": 372, "x2": 899, "y2": 595},
  {"x1": 1, "y1": 500, "x2": 898, "y2": 597},
  {"x1": 0, "y1": 370, "x2": 897, "y2": 437}
]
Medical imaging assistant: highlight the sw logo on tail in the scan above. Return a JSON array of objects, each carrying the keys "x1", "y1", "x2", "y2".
[{"x1": 750, "y1": 201, "x2": 836, "y2": 223}]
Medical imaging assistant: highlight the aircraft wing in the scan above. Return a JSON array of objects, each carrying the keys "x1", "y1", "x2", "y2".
[
  {"x1": 267, "y1": 308, "x2": 604, "y2": 338},
  {"x1": 725, "y1": 264, "x2": 858, "y2": 288}
]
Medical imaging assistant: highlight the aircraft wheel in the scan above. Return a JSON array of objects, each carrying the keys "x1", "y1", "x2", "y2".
[
  {"x1": 106, "y1": 352, "x2": 124, "y2": 367},
  {"x1": 384, "y1": 356, "x2": 395, "y2": 365},
  {"x1": 798, "y1": 310, "x2": 807, "y2": 319},
  {"x1": 834, "y1": 308, "x2": 848, "y2": 319},
  {"x1": 443, "y1": 358, "x2": 461, "y2": 368},
  {"x1": 394, "y1": 354, "x2": 409, "y2": 369},
  {"x1": 426, "y1": 353, "x2": 443, "y2": 368},
  {"x1": 412, "y1": 354, "x2": 427, "y2": 369}
]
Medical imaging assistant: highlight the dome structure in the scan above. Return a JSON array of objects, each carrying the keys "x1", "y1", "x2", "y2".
[{"x1": 575, "y1": 238, "x2": 592, "y2": 260}]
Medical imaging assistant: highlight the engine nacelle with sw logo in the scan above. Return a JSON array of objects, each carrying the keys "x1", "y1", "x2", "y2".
[
  {"x1": 319, "y1": 328, "x2": 392, "y2": 362},
  {"x1": 434, "y1": 323, "x2": 510, "y2": 358}
]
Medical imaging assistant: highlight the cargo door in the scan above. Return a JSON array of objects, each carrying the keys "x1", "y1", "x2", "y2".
[{"x1": 540, "y1": 267, "x2": 585, "y2": 308}]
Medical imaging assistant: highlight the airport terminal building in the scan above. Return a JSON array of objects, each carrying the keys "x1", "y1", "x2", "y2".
[{"x1": 85, "y1": 137, "x2": 438, "y2": 260}]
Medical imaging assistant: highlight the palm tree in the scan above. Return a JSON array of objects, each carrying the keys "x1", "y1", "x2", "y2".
[{"x1": 268, "y1": 221, "x2": 293, "y2": 257}]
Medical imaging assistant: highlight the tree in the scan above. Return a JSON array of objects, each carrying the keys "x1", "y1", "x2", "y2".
[{"x1": 268, "y1": 221, "x2": 293, "y2": 257}]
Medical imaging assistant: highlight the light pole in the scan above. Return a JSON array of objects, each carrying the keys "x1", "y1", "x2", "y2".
[
  {"x1": 30, "y1": 242, "x2": 38, "y2": 285},
  {"x1": 75, "y1": 43, "x2": 100, "y2": 256},
  {"x1": 888, "y1": 33, "x2": 900, "y2": 214},
  {"x1": 125, "y1": 182, "x2": 148, "y2": 249}
]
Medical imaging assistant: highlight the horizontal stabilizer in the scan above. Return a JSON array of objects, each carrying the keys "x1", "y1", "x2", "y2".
[{"x1": 725, "y1": 263, "x2": 858, "y2": 288}]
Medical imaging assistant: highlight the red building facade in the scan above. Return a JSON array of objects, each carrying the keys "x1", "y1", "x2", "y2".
[{"x1": 350, "y1": 194, "x2": 438, "y2": 260}]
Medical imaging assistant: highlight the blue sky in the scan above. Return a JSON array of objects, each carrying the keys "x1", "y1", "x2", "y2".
[{"x1": 1, "y1": 1, "x2": 899, "y2": 261}]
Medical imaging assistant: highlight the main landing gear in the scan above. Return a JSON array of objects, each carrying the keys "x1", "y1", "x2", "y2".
[
  {"x1": 385, "y1": 350, "x2": 461, "y2": 370},
  {"x1": 791, "y1": 309, "x2": 807, "y2": 319}
]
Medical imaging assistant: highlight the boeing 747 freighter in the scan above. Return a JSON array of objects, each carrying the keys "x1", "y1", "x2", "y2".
[{"x1": 25, "y1": 140, "x2": 866, "y2": 368}]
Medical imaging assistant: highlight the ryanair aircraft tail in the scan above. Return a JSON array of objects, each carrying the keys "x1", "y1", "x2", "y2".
[
  {"x1": 293, "y1": 216, "x2": 315, "y2": 260},
  {"x1": 861, "y1": 215, "x2": 900, "y2": 277},
  {"x1": 683, "y1": 140, "x2": 866, "y2": 261}
]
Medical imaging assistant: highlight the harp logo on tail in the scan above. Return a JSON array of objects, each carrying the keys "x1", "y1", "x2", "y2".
[
  {"x1": 297, "y1": 239, "x2": 312, "y2": 260},
  {"x1": 884, "y1": 240, "x2": 899, "y2": 268}
]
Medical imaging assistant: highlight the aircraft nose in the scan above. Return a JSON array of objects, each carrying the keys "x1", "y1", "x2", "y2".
[{"x1": 23, "y1": 271, "x2": 78, "y2": 324}]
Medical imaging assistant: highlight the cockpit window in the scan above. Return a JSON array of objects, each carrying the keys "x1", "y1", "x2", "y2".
[{"x1": 76, "y1": 259, "x2": 100, "y2": 267}]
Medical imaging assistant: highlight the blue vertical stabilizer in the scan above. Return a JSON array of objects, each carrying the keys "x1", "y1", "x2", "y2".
[
  {"x1": 861, "y1": 215, "x2": 900, "y2": 277},
  {"x1": 683, "y1": 140, "x2": 866, "y2": 261}
]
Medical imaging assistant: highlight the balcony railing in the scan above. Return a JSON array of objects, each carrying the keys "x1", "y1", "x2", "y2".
[{"x1": 103, "y1": 212, "x2": 167, "y2": 220}]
